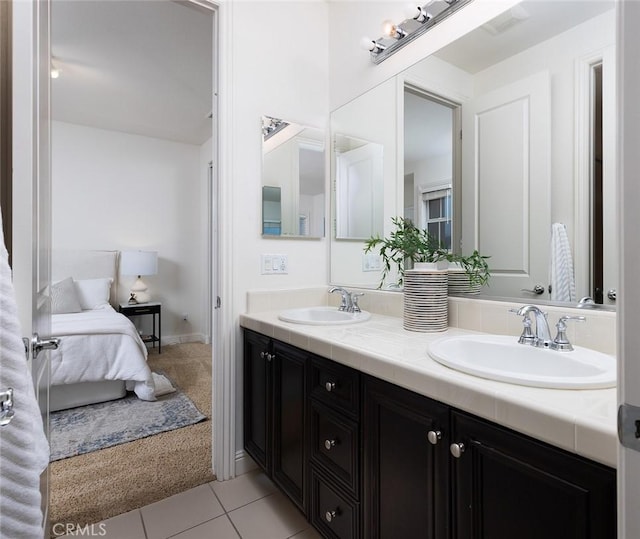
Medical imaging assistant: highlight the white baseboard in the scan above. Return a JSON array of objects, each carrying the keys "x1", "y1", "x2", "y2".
[
  {"x1": 234, "y1": 450, "x2": 258, "y2": 476},
  {"x1": 161, "y1": 333, "x2": 207, "y2": 346}
]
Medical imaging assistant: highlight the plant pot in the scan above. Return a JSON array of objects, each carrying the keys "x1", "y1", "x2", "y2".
[{"x1": 413, "y1": 261, "x2": 448, "y2": 271}]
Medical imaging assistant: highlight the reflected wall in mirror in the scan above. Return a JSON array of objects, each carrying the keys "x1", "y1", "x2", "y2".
[
  {"x1": 329, "y1": 1, "x2": 616, "y2": 307},
  {"x1": 262, "y1": 116, "x2": 325, "y2": 238}
]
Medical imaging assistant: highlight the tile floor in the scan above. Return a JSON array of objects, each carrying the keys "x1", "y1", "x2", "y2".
[{"x1": 70, "y1": 469, "x2": 322, "y2": 539}]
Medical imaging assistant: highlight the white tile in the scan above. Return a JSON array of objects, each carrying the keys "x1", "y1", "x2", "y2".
[
  {"x1": 494, "y1": 392, "x2": 577, "y2": 453},
  {"x1": 289, "y1": 526, "x2": 323, "y2": 539},
  {"x1": 574, "y1": 415, "x2": 618, "y2": 468},
  {"x1": 210, "y1": 469, "x2": 277, "y2": 512},
  {"x1": 141, "y1": 484, "x2": 225, "y2": 539},
  {"x1": 98, "y1": 510, "x2": 146, "y2": 539},
  {"x1": 170, "y1": 515, "x2": 240, "y2": 539},
  {"x1": 228, "y1": 492, "x2": 307, "y2": 539}
]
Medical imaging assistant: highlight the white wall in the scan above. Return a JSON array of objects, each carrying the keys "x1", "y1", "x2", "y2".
[
  {"x1": 227, "y1": 1, "x2": 329, "y2": 454},
  {"x1": 52, "y1": 121, "x2": 209, "y2": 343}
]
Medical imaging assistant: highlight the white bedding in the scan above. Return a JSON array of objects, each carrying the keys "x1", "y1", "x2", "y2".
[{"x1": 50, "y1": 305, "x2": 156, "y2": 401}]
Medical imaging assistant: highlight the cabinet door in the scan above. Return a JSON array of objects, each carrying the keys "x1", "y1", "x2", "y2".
[
  {"x1": 451, "y1": 411, "x2": 616, "y2": 539},
  {"x1": 363, "y1": 375, "x2": 450, "y2": 539},
  {"x1": 243, "y1": 330, "x2": 272, "y2": 471},
  {"x1": 272, "y1": 341, "x2": 307, "y2": 514}
]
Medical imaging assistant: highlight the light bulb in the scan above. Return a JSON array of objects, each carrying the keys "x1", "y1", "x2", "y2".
[
  {"x1": 382, "y1": 19, "x2": 407, "y2": 39},
  {"x1": 360, "y1": 37, "x2": 376, "y2": 52},
  {"x1": 404, "y1": 4, "x2": 432, "y2": 23}
]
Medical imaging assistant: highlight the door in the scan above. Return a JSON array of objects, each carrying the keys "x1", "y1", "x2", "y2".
[
  {"x1": 451, "y1": 411, "x2": 616, "y2": 539},
  {"x1": 461, "y1": 71, "x2": 551, "y2": 298},
  {"x1": 272, "y1": 341, "x2": 307, "y2": 513},
  {"x1": 335, "y1": 142, "x2": 384, "y2": 239},
  {"x1": 362, "y1": 376, "x2": 450, "y2": 539},
  {"x1": 12, "y1": 0, "x2": 53, "y2": 531},
  {"x1": 618, "y1": 2, "x2": 640, "y2": 537},
  {"x1": 242, "y1": 330, "x2": 271, "y2": 471}
]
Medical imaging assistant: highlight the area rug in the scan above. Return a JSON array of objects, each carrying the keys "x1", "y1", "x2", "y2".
[{"x1": 49, "y1": 376, "x2": 206, "y2": 461}]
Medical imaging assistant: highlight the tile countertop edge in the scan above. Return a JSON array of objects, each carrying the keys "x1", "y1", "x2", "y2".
[{"x1": 239, "y1": 311, "x2": 618, "y2": 469}]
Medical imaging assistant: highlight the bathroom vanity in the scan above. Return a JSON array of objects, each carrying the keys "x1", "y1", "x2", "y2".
[{"x1": 240, "y1": 310, "x2": 616, "y2": 539}]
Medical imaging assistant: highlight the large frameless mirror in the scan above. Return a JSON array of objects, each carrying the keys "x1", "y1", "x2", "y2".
[{"x1": 329, "y1": 1, "x2": 616, "y2": 308}]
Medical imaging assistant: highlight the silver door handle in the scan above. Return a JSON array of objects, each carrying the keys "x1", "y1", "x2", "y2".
[
  {"x1": 32, "y1": 333, "x2": 60, "y2": 359},
  {"x1": 0, "y1": 388, "x2": 15, "y2": 427},
  {"x1": 521, "y1": 285, "x2": 545, "y2": 295}
]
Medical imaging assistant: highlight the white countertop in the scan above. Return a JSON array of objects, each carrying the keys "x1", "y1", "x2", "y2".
[{"x1": 240, "y1": 310, "x2": 617, "y2": 468}]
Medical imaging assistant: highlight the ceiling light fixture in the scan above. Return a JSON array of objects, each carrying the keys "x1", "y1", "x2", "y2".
[{"x1": 364, "y1": 0, "x2": 471, "y2": 64}]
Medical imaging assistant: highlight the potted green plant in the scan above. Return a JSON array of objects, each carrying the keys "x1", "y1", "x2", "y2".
[
  {"x1": 444, "y1": 250, "x2": 491, "y2": 294},
  {"x1": 364, "y1": 217, "x2": 491, "y2": 291},
  {"x1": 364, "y1": 217, "x2": 448, "y2": 288}
]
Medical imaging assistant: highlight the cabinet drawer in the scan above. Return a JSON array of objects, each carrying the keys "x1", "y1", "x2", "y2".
[
  {"x1": 310, "y1": 355, "x2": 360, "y2": 419},
  {"x1": 310, "y1": 468, "x2": 359, "y2": 539},
  {"x1": 311, "y1": 400, "x2": 359, "y2": 497}
]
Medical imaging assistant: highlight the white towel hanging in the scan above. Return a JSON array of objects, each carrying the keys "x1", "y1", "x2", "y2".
[
  {"x1": 0, "y1": 208, "x2": 50, "y2": 538},
  {"x1": 549, "y1": 222, "x2": 576, "y2": 302}
]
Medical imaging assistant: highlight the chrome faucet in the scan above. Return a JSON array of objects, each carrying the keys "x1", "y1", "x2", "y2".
[
  {"x1": 328, "y1": 287, "x2": 364, "y2": 313},
  {"x1": 329, "y1": 287, "x2": 353, "y2": 312},
  {"x1": 513, "y1": 305, "x2": 552, "y2": 348}
]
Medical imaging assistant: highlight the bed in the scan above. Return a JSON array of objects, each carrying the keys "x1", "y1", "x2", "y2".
[{"x1": 49, "y1": 250, "x2": 156, "y2": 411}]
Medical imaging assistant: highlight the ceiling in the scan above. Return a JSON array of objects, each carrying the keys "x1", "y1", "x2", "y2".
[
  {"x1": 434, "y1": 1, "x2": 614, "y2": 74},
  {"x1": 51, "y1": 0, "x2": 213, "y2": 146}
]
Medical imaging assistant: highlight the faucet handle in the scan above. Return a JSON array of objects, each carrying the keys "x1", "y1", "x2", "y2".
[
  {"x1": 510, "y1": 308, "x2": 535, "y2": 345},
  {"x1": 551, "y1": 315, "x2": 586, "y2": 351},
  {"x1": 351, "y1": 293, "x2": 364, "y2": 313}
]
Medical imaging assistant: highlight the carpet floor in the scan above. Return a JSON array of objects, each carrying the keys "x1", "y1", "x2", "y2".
[{"x1": 49, "y1": 342, "x2": 214, "y2": 530}]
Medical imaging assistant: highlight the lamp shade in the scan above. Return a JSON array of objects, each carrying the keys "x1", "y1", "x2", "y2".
[{"x1": 120, "y1": 250, "x2": 158, "y2": 277}]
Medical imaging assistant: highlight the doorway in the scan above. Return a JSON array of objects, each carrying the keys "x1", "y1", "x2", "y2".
[
  {"x1": 48, "y1": 0, "x2": 218, "y2": 526},
  {"x1": 403, "y1": 85, "x2": 461, "y2": 254}
]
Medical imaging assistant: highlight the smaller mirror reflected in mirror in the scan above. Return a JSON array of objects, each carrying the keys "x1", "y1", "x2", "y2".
[{"x1": 261, "y1": 116, "x2": 326, "y2": 238}]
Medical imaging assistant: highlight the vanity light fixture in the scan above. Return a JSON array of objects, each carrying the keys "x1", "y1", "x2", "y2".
[
  {"x1": 364, "y1": 0, "x2": 472, "y2": 64},
  {"x1": 262, "y1": 116, "x2": 289, "y2": 141}
]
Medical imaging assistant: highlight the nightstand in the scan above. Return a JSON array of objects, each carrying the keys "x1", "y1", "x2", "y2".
[{"x1": 119, "y1": 302, "x2": 162, "y2": 353}]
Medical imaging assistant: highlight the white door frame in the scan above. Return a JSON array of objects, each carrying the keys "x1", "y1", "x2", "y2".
[
  {"x1": 211, "y1": 0, "x2": 236, "y2": 481},
  {"x1": 617, "y1": 1, "x2": 640, "y2": 537}
]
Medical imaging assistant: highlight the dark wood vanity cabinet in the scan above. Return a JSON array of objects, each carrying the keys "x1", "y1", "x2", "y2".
[
  {"x1": 362, "y1": 375, "x2": 450, "y2": 539},
  {"x1": 243, "y1": 330, "x2": 308, "y2": 514},
  {"x1": 450, "y1": 411, "x2": 616, "y2": 539},
  {"x1": 243, "y1": 330, "x2": 616, "y2": 539}
]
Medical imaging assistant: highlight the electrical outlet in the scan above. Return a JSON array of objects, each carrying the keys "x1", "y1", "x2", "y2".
[
  {"x1": 182, "y1": 313, "x2": 188, "y2": 321},
  {"x1": 261, "y1": 254, "x2": 288, "y2": 274}
]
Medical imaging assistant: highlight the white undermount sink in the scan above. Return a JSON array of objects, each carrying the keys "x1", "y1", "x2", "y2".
[
  {"x1": 278, "y1": 306, "x2": 371, "y2": 326},
  {"x1": 428, "y1": 334, "x2": 616, "y2": 389}
]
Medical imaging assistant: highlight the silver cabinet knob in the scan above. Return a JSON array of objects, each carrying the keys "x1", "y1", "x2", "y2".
[
  {"x1": 268, "y1": 353, "x2": 274, "y2": 362},
  {"x1": 450, "y1": 442, "x2": 465, "y2": 458},
  {"x1": 325, "y1": 510, "x2": 337, "y2": 523},
  {"x1": 427, "y1": 430, "x2": 442, "y2": 445},
  {"x1": 324, "y1": 439, "x2": 336, "y2": 450},
  {"x1": 607, "y1": 289, "x2": 617, "y2": 301},
  {"x1": 325, "y1": 381, "x2": 336, "y2": 392},
  {"x1": 260, "y1": 351, "x2": 266, "y2": 359}
]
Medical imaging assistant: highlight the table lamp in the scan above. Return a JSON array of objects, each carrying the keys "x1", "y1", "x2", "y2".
[{"x1": 120, "y1": 250, "x2": 158, "y2": 304}]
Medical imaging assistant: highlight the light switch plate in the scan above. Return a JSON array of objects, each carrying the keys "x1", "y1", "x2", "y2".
[
  {"x1": 261, "y1": 254, "x2": 288, "y2": 274},
  {"x1": 362, "y1": 253, "x2": 382, "y2": 272}
]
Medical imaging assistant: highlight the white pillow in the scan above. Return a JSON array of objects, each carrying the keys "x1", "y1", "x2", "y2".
[
  {"x1": 74, "y1": 278, "x2": 113, "y2": 310},
  {"x1": 51, "y1": 277, "x2": 82, "y2": 314}
]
